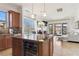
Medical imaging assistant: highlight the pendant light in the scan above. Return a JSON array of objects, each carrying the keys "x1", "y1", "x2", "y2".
[
  {"x1": 43, "y1": 0, "x2": 47, "y2": 17},
  {"x1": 31, "y1": 3, "x2": 35, "y2": 19}
]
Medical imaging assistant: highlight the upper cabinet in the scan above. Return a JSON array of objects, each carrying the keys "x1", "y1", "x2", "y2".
[{"x1": 8, "y1": 10, "x2": 20, "y2": 28}]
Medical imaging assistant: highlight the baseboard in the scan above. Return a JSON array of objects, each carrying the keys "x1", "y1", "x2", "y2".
[{"x1": 67, "y1": 41, "x2": 79, "y2": 43}]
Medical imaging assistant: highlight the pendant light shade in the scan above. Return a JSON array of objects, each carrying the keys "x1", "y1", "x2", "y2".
[
  {"x1": 31, "y1": 14, "x2": 35, "y2": 18},
  {"x1": 43, "y1": 12, "x2": 46, "y2": 17}
]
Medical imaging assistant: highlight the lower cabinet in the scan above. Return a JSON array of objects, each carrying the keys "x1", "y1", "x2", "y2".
[
  {"x1": 38, "y1": 39, "x2": 53, "y2": 56},
  {"x1": 12, "y1": 37, "x2": 53, "y2": 56},
  {"x1": 0, "y1": 36, "x2": 4, "y2": 50},
  {"x1": 12, "y1": 38, "x2": 23, "y2": 56},
  {"x1": 6, "y1": 35, "x2": 12, "y2": 48},
  {"x1": 0, "y1": 35, "x2": 12, "y2": 51}
]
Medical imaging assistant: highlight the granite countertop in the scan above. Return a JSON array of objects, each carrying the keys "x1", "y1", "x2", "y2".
[
  {"x1": 0, "y1": 34, "x2": 10, "y2": 36},
  {"x1": 11, "y1": 34, "x2": 53, "y2": 42}
]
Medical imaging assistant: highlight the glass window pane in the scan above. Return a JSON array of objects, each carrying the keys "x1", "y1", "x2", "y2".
[{"x1": 0, "y1": 11, "x2": 6, "y2": 21}]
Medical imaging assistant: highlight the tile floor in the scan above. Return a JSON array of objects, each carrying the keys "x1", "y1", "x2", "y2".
[
  {"x1": 0, "y1": 48, "x2": 12, "y2": 56},
  {"x1": 53, "y1": 39, "x2": 79, "y2": 56},
  {"x1": 1, "y1": 38, "x2": 79, "y2": 56}
]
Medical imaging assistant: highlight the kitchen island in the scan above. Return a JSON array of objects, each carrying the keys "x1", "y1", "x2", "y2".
[{"x1": 12, "y1": 34, "x2": 53, "y2": 56}]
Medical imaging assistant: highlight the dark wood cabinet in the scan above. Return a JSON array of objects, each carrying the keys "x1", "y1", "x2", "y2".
[
  {"x1": 8, "y1": 10, "x2": 20, "y2": 28},
  {"x1": 0, "y1": 35, "x2": 12, "y2": 51},
  {"x1": 38, "y1": 40, "x2": 50, "y2": 56},
  {"x1": 0, "y1": 36, "x2": 4, "y2": 50},
  {"x1": 49, "y1": 38, "x2": 53, "y2": 56},
  {"x1": 2, "y1": 37, "x2": 6, "y2": 49},
  {"x1": 0, "y1": 36, "x2": 7, "y2": 50},
  {"x1": 38, "y1": 39, "x2": 53, "y2": 56},
  {"x1": 5, "y1": 35, "x2": 12, "y2": 48},
  {"x1": 12, "y1": 38, "x2": 23, "y2": 56}
]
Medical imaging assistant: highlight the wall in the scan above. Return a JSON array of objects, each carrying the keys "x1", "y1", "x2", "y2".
[{"x1": 0, "y1": 3, "x2": 21, "y2": 12}]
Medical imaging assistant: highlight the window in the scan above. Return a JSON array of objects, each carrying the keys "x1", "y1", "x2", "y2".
[
  {"x1": 0, "y1": 11, "x2": 7, "y2": 22},
  {"x1": 0, "y1": 11, "x2": 7, "y2": 31},
  {"x1": 23, "y1": 17, "x2": 36, "y2": 34}
]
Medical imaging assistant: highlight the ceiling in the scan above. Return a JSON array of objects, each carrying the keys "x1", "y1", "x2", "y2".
[{"x1": 15, "y1": 3, "x2": 79, "y2": 21}]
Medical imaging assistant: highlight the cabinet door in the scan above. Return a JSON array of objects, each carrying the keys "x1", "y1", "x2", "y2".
[
  {"x1": 0, "y1": 37, "x2": 3, "y2": 50},
  {"x1": 12, "y1": 12, "x2": 20, "y2": 28},
  {"x1": 0, "y1": 36, "x2": 6, "y2": 50},
  {"x1": 0, "y1": 35, "x2": 6, "y2": 50},
  {"x1": 12, "y1": 38, "x2": 23, "y2": 56},
  {"x1": 6, "y1": 36, "x2": 12, "y2": 48},
  {"x1": 8, "y1": 10, "x2": 20, "y2": 28},
  {"x1": 38, "y1": 40, "x2": 50, "y2": 56},
  {"x1": 2, "y1": 37, "x2": 7, "y2": 49},
  {"x1": 0, "y1": 35, "x2": 12, "y2": 50},
  {"x1": 49, "y1": 38, "x2": 53, "y2": 56},
  {"x1": 42, "y1": 40, "x2": 50, "y2": 56}
]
